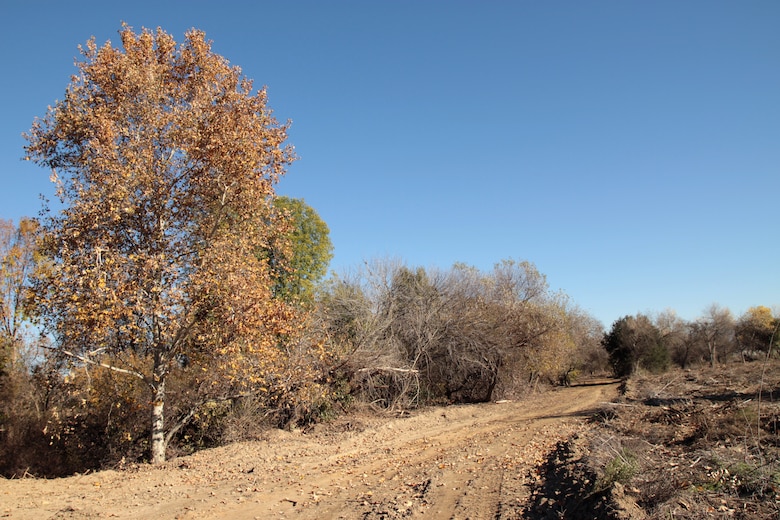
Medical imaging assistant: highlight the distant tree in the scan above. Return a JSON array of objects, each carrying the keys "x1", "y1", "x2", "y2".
[
  {"x1": 317, "y1": 258, "x2": 577, "y2": 406},
  {"x1": 735, "y1": 306, "x2": 778, "y2": 358},
  {"x1": 690, "y1": 304, "x2": 735, "y2": 368},
  {"x1": 316, "y1": 276, "x2": 372, "y2": 355},
  {"x1": 448, "y1": 259, "x2": 569, "y2": 399},
  {"x1": 316, "y1": 259, "x2": 421, "y2": 410},
  {"x1": 384, "y1": 266, "x2": 440, "y2": 360},
  {"x1": 488, "y1": 258, "x2": 549, "y2": 307},
  {"x1": 655, "y1": 309, "x2": 692, "y2": 368},
  {"x1": 565, "y1": 306, "x2": 607, "y2": 376},
  {"x1": 602, "y1": 314, "x2": 668, "y2": 377},
  {"x1": 0, "y1": 218, "x2": 38, "y2": 371},
  {"x1": 0, "y1": 218, "x2": 49, "y2": 477},
  {"x1": 265, "y1": 196, "x2": 333, "y2": 305},
  {"x1": 23, "y1": 26, "x2": 300, "y2": 464}
]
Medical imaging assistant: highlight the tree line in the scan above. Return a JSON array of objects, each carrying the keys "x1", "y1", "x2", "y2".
[
  {"x1": 315, "y1": 258, "x2": 605, "y2": 409},
  {"x1": 603, "y1": 305, "x2": 779, "y2": 377}
]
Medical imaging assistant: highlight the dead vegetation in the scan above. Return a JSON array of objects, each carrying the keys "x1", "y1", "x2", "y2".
[
  {"x1": 524, "y1": 360, "x2": 780, "y2": 519},
  {"x1": 0, "y1": 383, "x2": 617, "y2": 519},
  {"x1": 5, "y1": 362, "x2": 779, "y2": 518}
]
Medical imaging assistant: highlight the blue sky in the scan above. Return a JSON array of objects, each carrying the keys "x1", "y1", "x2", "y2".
[{"x1": 1, "y1": 1, "x2": 778, "y2": 327}]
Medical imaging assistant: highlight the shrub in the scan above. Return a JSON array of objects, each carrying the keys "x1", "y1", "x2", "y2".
[{"x1": 596, "y1": 448, "x2": 638, "y2": 491}]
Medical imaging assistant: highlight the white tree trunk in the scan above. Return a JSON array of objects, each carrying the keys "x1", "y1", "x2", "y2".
[{"x1": 151, "y1": 378, "x2": 166, "y2": 464}]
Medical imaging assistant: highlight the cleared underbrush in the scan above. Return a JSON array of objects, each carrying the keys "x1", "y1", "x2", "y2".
[{"x1": 525, "y1": 361, "x2": 780, "y2": 519}]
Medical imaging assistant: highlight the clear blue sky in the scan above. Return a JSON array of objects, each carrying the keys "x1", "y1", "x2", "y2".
[{"x1": 1, "y1": 1, "x2": 778, "y2": 327}]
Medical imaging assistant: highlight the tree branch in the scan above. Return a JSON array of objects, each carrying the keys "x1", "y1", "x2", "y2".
[
  {"x1": 58, "y1": 348, "x2": 146, "y2": 381},
  {"x1": 357, "y1": 366, "x2": 419, "y2": 374}
]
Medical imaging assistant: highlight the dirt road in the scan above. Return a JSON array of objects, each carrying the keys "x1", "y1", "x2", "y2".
[{"x1": 2, "y1": 381, "x2": 618, "y2": 519}]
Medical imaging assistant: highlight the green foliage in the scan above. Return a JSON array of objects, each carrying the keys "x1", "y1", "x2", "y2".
[
  {"x1": 596, "y1": 448, "x2": 638, "y2": 491},
  {"x1": 266, "y1": 196, "x2": 333, "y2": 305},
  {"x1": 706, "y1": 459, "x2": 780, "y2": 497},
  {"x1": 640, "y1": 341, "x2": 670, "y2": 373},
  {"x1": 602, "y1": 314, "x2": 668, "y2": 377}
]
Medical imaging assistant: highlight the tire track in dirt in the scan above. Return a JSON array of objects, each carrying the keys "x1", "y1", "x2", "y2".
[
  {"x1": 1, "y1": 381, "x2": 618, "y2": 520},
  {"x1": 210, "y1": 382, "x2": 618, "y2": 519}
]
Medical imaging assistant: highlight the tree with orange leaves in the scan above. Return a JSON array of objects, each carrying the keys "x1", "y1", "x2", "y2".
[
  {"x1": 736, "y1": 306, "x2": 779, "y2": 356},
  {"x1": 0, "y1": 218, "x2": 38, "y2": 370},
  {"x1": 24, "y1": 25, "x2": 300, "y2": 463}
]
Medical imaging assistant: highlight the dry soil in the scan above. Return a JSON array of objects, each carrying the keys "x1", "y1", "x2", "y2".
[{"x1": 1, "y1": 381, "x2": 619, "y2": 519}]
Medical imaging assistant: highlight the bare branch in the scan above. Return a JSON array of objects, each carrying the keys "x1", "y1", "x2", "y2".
[
  {"x1": 357, "y1": 367, "x2": 419, "y2": 374},
  {"x1": 59, "y1": 348, "x2": 146, "y2": 381},
  {"x1": 163, "y1": 391, "x2": 253, "y2": 447}
]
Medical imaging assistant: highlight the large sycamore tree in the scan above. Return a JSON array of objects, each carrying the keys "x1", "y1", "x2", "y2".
[{"x1": 24, "y1": 26, "x2": 298, "y2": 463}]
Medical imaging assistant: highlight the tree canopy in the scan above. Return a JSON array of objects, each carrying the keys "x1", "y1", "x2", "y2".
[
  {"x1": 24, "y1": 25, "x2": 301, "y2": 463},
  {"x1": 602, "y1": 314, "x2": 668, "y2": 377},
  {"x1": 317, "y1": 258, "x2": 589, "y2": 407},
  {"x1": 266, "y1": 196, "x2": 333, "y2": 305},
  {"x1": 736, "y1": 306, "x2": 779, "y2": 355}
]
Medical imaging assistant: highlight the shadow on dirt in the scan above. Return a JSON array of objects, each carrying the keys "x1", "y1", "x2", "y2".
[
  {"x1": 523, "y1": 440, "x2": 617, "y2": 520},
  {"x1": 569, "y1": 379, "x2": 622, "y2": 388},
  {"x1": 641, "y1": 386, "x2": 780, "y2": 407},
  {"x1": 533, "y1": 406, "x2": 612, "y2": 422}
]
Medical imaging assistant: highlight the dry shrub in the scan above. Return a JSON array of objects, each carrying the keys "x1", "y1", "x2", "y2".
[
  {"x1": 318, "y1": 259, "x2": 593, "y2": 411},
  {"x1": 0, "y1": 368, "x2": 55, "y2": 477},
  {"x1": 587, "y1": 435, "x2": 645, "y2": 490},
  {"x1": 46, "y1": 363, "x2": 151, "y2": 471},
  {"x1": 586, "y1": 361, "x2": 780, "y2": 519},
  {"x1": 218, "y1": 395, "x2": 274, "y2": 444},
  {"x1": 0, "y1": 358, "x2": 144, "y2": 477}
]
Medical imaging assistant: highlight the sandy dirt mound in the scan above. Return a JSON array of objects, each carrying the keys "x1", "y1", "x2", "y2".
[{"x1": 1, "y1": 382, "x2": 618, "y2": 519}]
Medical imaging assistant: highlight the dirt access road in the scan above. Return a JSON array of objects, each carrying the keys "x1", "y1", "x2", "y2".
[{"x1": 2, "y1": 381, "x2": 618, "y2": 519}]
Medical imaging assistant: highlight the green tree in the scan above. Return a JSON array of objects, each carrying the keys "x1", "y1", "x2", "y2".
[
  {"x1": 267, "y1": 196, "x2": 333, "y2": 305},
  {"x1": 602, "y1": 314, "x2": 668, "y2": 377},
  {"x1": 24, "y1": 26, "x2": 300, "y2": 464}
]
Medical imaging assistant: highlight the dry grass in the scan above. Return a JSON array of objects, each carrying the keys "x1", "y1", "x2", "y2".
[
  {"x1": 523, "y1": 361, "x2": 780, "y2": 519},
  {"x1": 586, "y1": 360, "x2": 780, "y2": 518}
]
